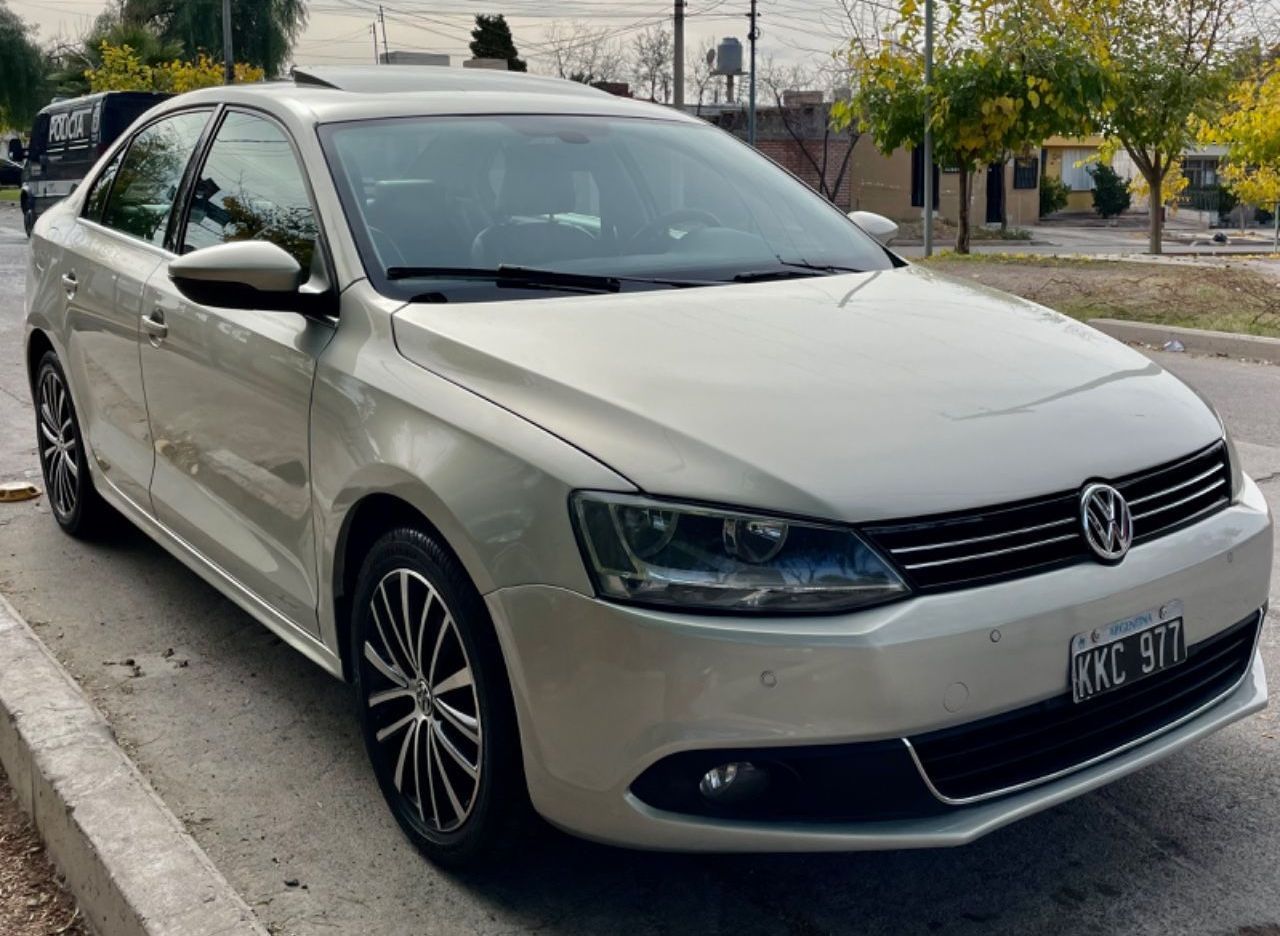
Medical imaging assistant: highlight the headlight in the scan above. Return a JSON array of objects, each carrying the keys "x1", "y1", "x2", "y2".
[{"x1": 570, "y1": 492, "x2": 909, "y2": 613}]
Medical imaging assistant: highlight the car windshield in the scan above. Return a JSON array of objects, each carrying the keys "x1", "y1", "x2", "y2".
[{"x1": 320, "y1": 114, "x2": 896, "y2": 302}]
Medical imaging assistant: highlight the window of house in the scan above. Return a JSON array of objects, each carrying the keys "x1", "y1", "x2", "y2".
[
  {"x1": 1013, "y1": 157, "x2": 1039, "y2": 189},
  {"x1": 1059, "y1": 148, "x2": 1096, "y2": 191}
]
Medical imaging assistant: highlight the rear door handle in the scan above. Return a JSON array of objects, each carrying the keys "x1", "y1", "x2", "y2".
[
  {"x1": 60, "y1": 271, "x2": 77, "y2": 297},
  {"x1": 141, "y1": 308, "x2": 168, "y2": 344}
]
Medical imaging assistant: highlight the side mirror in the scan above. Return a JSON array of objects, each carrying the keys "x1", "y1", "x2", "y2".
[
  {"x1": 169, "y1": 241, "x2": 306, "y2": 311},
  {"x1": 847, "y1": 210, "x2": 899, "y2": 246}
]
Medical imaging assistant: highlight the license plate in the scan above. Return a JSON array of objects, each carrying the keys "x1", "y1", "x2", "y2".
[{"x1": 1071, "y1": 601, "x2": 1187, "y2": 704}]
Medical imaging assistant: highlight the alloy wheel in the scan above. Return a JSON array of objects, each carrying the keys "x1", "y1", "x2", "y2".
[
  {"x1": 38, "y1": 366, "x2": 78, "y2": 518},
  {"x1": 362, "y1": 568, "x2": 482, "y2": 834}
]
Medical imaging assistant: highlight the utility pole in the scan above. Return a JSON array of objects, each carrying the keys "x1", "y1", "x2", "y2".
[
  {"x1": 673, "y1": 0, "x2": 685, "y2": 108},
  {"x1": 378, "y1": 5, "x2": 390, "y2": 62},
  {"x1": 747, "y1": 0, "x2": 758, "y2": 146},
  {"x1": 221, "y1": 0, "x2": 234, "y2": 84},
  {"x1": 922, "y1": 0, "x2": 934, "y2": 257},
  {"x1": 372, "y1": 23, "x2": 379, "y2": 63}
]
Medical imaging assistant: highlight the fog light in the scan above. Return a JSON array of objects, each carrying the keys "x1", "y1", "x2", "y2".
[{"x1": 698, "y1": 761, "x2": 770, "y2": 804}]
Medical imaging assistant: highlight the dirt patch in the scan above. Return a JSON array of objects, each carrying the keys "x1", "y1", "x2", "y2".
[
  {"x1": 0, "y1": 767, "x2": 87, "y2": 936},
  {"x1": 921, "y1": 255, "x2": 1280, "y2": 337}
]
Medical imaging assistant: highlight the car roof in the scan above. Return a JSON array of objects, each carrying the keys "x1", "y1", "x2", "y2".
[{"x1": 165, "y1": 66, "x2": 699, "y2": 127}]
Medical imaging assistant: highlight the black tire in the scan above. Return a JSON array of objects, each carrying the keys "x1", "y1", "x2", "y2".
[
  {"x1": 33, "y1": 351, "x2": 113, "y2": 538},
  {"x1": 350, "y1": 527, "x2": 525, "y2": 867}
]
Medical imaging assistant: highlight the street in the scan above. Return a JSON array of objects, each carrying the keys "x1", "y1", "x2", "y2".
[{"x1": 1, "y1": 209, "x2": 1278, "y2": 935}]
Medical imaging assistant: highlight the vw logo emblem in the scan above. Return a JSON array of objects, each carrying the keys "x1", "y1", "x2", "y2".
[{"x1": 1080, "y1": 482, "x2": 1133, "y2": 563}]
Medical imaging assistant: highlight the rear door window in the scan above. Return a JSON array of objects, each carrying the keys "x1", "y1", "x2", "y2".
[
  {"x1": 100, "y1": 109, "x2": 211, "y2": 247},
  {"x1": 82, "y1": 148, "x2": 125, "y2": 222}
]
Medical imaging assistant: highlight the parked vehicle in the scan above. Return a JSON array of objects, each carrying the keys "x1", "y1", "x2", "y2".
[
  {"x1": 23, "y1": 67, "x2": 1272, "y2": 867},
  {"x1": 0, "y1": 156, "x2": 21, "y2": 187},
  {"x1": 20, "y1": 91, "x2": 169, "y2": 236}
]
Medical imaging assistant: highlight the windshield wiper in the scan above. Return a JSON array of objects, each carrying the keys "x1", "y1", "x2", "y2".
[
  {"x1": 731, "y1": 260, "x2": 866, "y2": 284},
  {"x1": 778, "y1": 259, "x2": 865, "y2": 275},
  {"x1": 387, "y1": 264, "x2": 714, "y2": 293}
]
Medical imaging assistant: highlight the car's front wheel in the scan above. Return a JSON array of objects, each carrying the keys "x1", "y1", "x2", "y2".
[
  {"x1": 350, "y1": 527, "x2": 524, "y2": 867},
  {"x1": 33, "y1": 351, "x2": 112, "y2": 537}
]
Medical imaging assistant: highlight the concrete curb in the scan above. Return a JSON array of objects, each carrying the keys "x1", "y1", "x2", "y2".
[
  {"x1": 1089, "y1": 318, "x2": 1280, "y2": 366},
  {"x1": 0, "y1": 593, "x2": 267, "y2": 936}
]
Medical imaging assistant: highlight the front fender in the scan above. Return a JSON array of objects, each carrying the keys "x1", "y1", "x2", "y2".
[{"x1": 309, "y1": 282, "x2": 632, "y2": 665}]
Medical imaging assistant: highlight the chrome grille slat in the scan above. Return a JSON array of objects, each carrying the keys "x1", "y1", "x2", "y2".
[
  {"x1": 902, "y1": 533, "x2": 1079, "y2": 570},
  {"x1": 892, "y1": 517, "x2": 1075, "y2": 555},
  {"x1": 864, "y1": 441, "x2": 1230, "y2": 592},
  {"x1": 1126, "y1": 463, "x2": 1223, "y2": 506},
  {"x1": 1131, "y1": 478, "x2": 1226, "y2": 522}
]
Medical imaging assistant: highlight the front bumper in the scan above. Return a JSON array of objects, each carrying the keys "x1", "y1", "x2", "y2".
[{"x1": 485, "y1": 475, "x2": 1272, "y2": 851}]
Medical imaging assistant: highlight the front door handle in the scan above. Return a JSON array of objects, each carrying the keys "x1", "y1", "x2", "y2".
[
  {"x1": 142, "y1": 308, "x2": 168, "y2": 344},
  {"x1": 60, "y1": 271, "x2": 77, "y2": 298}
]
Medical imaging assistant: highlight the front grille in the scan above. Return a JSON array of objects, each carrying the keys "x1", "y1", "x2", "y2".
[
  {"x1": 907, "y1": 610, "x2": 1262, "y2": 802},
  {"x1": 864, "y1": 441, "x2": 1231, "y2": 592}
]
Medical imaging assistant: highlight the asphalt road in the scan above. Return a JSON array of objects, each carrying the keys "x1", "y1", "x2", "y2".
[{"x1": 1, "y1": 208, "x2": 1278, "y2": 936}]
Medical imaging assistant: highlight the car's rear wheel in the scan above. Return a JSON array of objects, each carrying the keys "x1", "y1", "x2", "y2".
[
  {"x1": 34, "y1": 351, "x2": 112, "y2": 537},
  {"x1": 350, "y1": 528, "x2": 524, "y2": 867}
]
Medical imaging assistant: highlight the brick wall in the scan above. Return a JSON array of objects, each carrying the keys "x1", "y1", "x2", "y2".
[{"x1": 754, "y1": 138, "x2": 856, "y2": 210}]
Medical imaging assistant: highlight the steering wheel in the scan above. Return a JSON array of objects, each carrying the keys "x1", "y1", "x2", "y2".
[{"x1": 628, "y1": 208, "x2": 723, "y2": 252}]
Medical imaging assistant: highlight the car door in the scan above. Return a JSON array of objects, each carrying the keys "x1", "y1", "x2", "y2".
[
  {"x1": 58, "y1": 108, "x2": 213, "y2": 508},
  {"x1": 140, "y1": 108, "x2": 336, "y2": 633}
]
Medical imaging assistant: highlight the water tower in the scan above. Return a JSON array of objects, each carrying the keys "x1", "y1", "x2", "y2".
[{"x1": 712, "y1": 37, "x2": 745, "y2": 102}]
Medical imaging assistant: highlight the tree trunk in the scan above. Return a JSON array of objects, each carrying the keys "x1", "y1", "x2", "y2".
[
  {"x1": 1274, "y1": 202, "x2": 1279, "y2": 252},
  {"x1": 957, "y1": 169, "x2": 972, "y2": 254},
  {"x1": 1147, "y1": 173, "x2": 1163, "y2": 255}
]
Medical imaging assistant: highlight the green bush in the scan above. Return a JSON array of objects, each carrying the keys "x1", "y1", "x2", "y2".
[
  {"x1": 1039, "y1": 174, "x2": 1070, "y2": 216},
  {"x1": 1089, "y1": 163, "x2": 1131, "y2": 218}
]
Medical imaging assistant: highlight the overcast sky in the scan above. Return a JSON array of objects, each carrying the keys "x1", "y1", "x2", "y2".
[{"x1": 8, "y1": 0, "x2": 844, "y2": 79}]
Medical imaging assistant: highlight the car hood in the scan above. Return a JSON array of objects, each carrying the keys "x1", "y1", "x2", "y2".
[{"x1": 391, "y1": 266, "x2": 1223, "y2": 522}]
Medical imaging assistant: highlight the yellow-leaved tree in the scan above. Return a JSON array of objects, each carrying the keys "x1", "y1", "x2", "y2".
[
  {"x1": 85, "y1": 42, "x2": 264, "y2": 94},
  {"x1": 1203, "y1": 65, "x2": 1280, "y2": 249}
]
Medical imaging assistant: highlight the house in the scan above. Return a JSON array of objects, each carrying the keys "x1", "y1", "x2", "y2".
[
  {"x1": 1041, "y1": 135, "x2": 1228, "y2": 215},
  {"x1": 697, "y1": 99, "x2": 1040, "y2": 227}
]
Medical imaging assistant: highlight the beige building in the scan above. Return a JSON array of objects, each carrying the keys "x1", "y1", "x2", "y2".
[
  {"x1": 848, "y1": 141, "x2": 1040, "y2": 228},
  {"x1": 702, "y1": 102, "x2": 1040, "y2": 228}
]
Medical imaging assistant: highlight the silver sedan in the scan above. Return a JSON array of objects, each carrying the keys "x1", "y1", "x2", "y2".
[{"x1": 23, "y1": 67, "x2": 1271, "y2": 866}]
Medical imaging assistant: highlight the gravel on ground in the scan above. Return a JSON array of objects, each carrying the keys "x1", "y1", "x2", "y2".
[
  {"x1": 921, "y1": 253, "x2": 1280, "y2": 337},
  {"x1": 0, "y1": 767, "x2": 87, "y2": 936}
]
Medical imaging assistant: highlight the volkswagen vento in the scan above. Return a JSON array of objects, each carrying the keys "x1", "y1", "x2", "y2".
[{"x1": 24, "y1": 67, "x2": 1271, "y2": 865}]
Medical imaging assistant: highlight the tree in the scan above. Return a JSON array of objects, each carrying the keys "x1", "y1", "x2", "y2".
[
  {"x1": 0, "y1": 1, "x2": 47, "y2": 131},
  {"x1": 1088, "y1": 0, "x2": 1245, "y2": 253},
  {"x1": 470, "y1": 13, "x2": 526, "y2": 72},
  {"x1": 631, "y1": 23, "x2": 672, "y2": 103},
  {"x1": 85, "y1": 42, "x2": 264, "y2": 92},
  {"x1": 688, "y1": 37, "x2": 717, "y2": 112},
  {"x1": 46, "y1": 4, "x2": 183, "y2": 96},
  {"x1": 1089, "y1": 162, "x2": 1132, "y2": 217},
  {"x1": 1204, "y1": 63, "x2": 1280, "y2": 247},
  {"x1": 760, "y1": 60, "x2": 859, "y2": 205},
  {"x1": 539, "y1": 21, "x2": 624, "y2": 84},
  {"x1": 835, "y1": 0, "x2": 1100, "y2": 252},
  {"x1": 121, "y1": 0, "x2": 306, "y2": 78}
]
